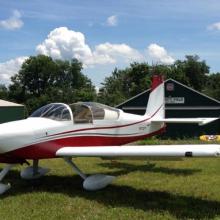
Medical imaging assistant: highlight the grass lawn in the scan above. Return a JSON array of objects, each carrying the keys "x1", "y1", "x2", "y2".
[{"x1": 0, "y1": 139, "x2": 220, "y2": 220}]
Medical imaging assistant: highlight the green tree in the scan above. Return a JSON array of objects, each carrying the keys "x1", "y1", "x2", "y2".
[
  {"x1": 0, "y1": 84, "x2": 9, "y2": 100},
  {"x1": 172, "y1": 55, "x2": 209, "y2": 91},
  {"x1": 9, "y1": 55, "x2": 57, "y2": 103},
  {"x1": 98, "y1": 62, "x2": 151, "y2": 106},
  {"x1": 9, "y1": 55, "x2": 96, "y2": 113},
  {"x1": 203, "y1": 73, "x2": 220, "y2": 100},
  {"x1": 98, "y1": 55, "x2": 211, "y2": 107}
]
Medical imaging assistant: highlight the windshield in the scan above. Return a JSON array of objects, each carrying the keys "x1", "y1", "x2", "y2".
[{"x1": 30, "y1": 103, "x2": 71, "y2": 121}]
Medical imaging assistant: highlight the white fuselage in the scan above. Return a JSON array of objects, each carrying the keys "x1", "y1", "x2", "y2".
[{"x1": 0, "y1": 110, "x2": 164, "y2": 163}]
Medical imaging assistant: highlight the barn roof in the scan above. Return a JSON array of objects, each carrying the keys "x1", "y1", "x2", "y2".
[
  {"x1": 169, "y1": 78, "x2": 220, "y2": 104},
  {"x1": 116, "y1": 78, "x2": 220, "y2": 110},
  {"x1": 0, "y1": 99, "x2": 24, "y2": 107}
]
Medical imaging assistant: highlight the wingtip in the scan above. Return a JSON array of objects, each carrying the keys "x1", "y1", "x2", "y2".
[{"x1": 198, "y1": 117, "x2": 219, "y2": 126}]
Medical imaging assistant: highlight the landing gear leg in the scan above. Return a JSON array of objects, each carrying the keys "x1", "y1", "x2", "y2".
[
  {"x1": 0, "y1": 164, "x2": 15, "y2": 195},
  {"x1": 20, "y1": 160, "x2": 50, "y2": 180},
  {"x1": 64, "y1": 157, "x2": 115, "y2": 191},
  {"x1": 64, "y1": 157, "x2": 87, "y2": 180}
]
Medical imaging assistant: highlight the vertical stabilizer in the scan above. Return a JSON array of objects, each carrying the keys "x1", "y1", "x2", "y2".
[{"x1": 145, "y1": 75, "x2": 165, "y2": 119}]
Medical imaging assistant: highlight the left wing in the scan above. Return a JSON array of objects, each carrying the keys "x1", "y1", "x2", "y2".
[
  {"x1": 56, "y1": 145, "x2": 220, "y2": 158},
  {"x1": 151, "y1": 117, "x2": 219, "y2": 126}
]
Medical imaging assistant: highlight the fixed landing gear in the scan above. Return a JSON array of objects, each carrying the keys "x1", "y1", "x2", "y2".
[
  {"x1": 20, "y1": 160, "x2": 50, "y2": 180},
  {"x1": 0, "y1": 160, "x2": 50, "y2": 195},
  {"x1": 0, "y1": 164, "x2": 15, "y2": 195},
  {"x1": 64, "y1": 157, "x2": 115, "y2": 191},
  {"x1": 1, "y1": 158, "x2": 114, "y2": 195}
]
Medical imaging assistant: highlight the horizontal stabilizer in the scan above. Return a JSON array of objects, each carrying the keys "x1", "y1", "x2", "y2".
[
  {"x1": 151, "y1": 117, "x2": 218, "y2": 126},
  {"x1": 56, "y1": 145, "x2": 220, "y2": 158}
]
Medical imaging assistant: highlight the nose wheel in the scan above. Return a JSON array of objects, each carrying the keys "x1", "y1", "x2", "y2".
[
  {"x1": 20, "y1": 160, "x2": 50, "y2": 180},
  {"x1": 0, "y1": 164, "x2": 15, "y2": 195}
]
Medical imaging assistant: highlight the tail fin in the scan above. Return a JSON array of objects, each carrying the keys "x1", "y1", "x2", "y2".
[
  {"x1": 147, "y1": 76, "x2": 219, "y2": 126},
  {"x1": 145, "y1": 75, "x2": 165, "y2": 119}
]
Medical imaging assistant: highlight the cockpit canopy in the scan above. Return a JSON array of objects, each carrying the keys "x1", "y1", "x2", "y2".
[
  {"x1": 30, "y1": 102, "x2": 120, "y2": 123},
  {"x1": 70, "y1": 102, "x2": 120, "y2": 123}
]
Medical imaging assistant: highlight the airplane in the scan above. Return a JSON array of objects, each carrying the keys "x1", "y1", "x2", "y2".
[
  {"x1": 0, "y1": 75, "x2": 219, "y2": 195},
  {"x1": 200, "y1": 135, "x2": 220, "y2": 142}
]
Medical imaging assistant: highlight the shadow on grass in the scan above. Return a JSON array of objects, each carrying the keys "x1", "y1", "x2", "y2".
[
  {"x1": 98, "y1": 161, "x2": 201, "y2": 176},
  {"x1": 2, "y1": 170, "x2": 220, "y2": 219}
]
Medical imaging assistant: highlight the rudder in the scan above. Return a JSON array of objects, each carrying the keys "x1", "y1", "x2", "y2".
[{"x1": 145, "y1": 75, "x2": 165, "y2": 119}]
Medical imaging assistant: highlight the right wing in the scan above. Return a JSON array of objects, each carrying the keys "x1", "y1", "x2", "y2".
[{"x1": 56, "y1": 144, "x2": 220, "y2": 158}]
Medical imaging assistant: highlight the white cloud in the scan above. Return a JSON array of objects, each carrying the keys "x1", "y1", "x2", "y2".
[
  {"x1": 147, "y1": 43, "x2": 175, "y2": 65},
  {"x1": 0, "y1": 10, "x2": 23, "y2": 30},
  {"x1": 0, "y1": 56, "x2": 27, "y2": 84},
  {"x1": 93, "y1": 42, "x2": 143, "y2": 65},
  {"x1": 36, "y1": 27, "x2": 93, "y2": 61},
  {"x1": 106, "y1": 15, "x2": 118, "y2": 26},
  {"x1": 1, "y1": 28, "x2": 175, "y2": 85},
  {"x1": 36, "y1": 27, "x2": 143, "y2": 66},
  {"x1": 207, "y1": 22, "x2": 220, "y2": 31}
]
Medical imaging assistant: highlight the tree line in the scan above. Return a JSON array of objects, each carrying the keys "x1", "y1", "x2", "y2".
[
  {"x1": 98, "y1": 55, "x2": 220, "y2": 106},
  {"x1": 0, "y1": 54, "x2": 219, "y2": 114}
]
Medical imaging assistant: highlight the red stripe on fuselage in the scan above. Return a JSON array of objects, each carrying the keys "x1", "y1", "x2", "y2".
[{"x1": 2, "y1": 127, "x2": 166, "y2": 161}]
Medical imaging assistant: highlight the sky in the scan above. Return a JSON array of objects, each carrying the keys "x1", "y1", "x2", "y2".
[{"x1": 0, "y1": 0, "x2": 220, "y2": 86}]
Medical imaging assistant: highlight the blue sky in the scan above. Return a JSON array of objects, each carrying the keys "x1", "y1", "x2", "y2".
[{"x1": 0, "y1": 0, "x2": 220, "y2": 86}]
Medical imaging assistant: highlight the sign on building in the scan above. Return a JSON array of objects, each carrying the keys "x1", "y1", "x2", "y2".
[{"x1": 165, "y1": 97, "x2": 185, "y2": 104}]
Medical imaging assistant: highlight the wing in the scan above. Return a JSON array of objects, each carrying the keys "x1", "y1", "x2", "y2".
[
  {"x1": 151, "y1": 117, "x2": 218, "y2": 126},
  {"x1": 56, "y1": 144, "x2": 220, "y2": 158}
]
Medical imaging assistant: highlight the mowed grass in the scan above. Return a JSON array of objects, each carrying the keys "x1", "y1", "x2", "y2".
[{"x1": 0, "y1": 139, "x2": 220, "y2": 220}]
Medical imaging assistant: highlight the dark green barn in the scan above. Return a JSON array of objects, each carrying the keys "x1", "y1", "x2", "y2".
[
  {"x1": 0, "y1": 99, "x2": 25, "y2": 123},
  {"x1": 116, "y1": 79, "x2": 220, "y2": 138}
]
